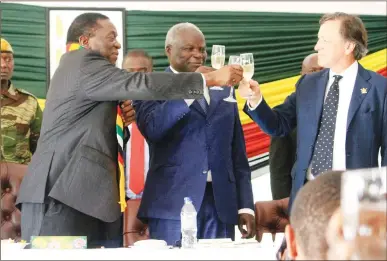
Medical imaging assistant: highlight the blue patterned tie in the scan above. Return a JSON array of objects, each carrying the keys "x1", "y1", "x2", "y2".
[
  {"x1": 197, "y1": 97, "x2": 208, "y2": 114},
  {"x1": 311, "y1": 75, "x2": 343, "y2": 177}
]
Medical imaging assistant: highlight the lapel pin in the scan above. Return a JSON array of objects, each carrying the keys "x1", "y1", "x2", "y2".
[{"x1": 361, "y1": 87, "x2": 367, "y2": 94}]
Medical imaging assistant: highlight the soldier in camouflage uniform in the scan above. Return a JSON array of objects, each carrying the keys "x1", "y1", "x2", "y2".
[{"x1": 1, "y1": 38, "x2": 43, "y2": 164}]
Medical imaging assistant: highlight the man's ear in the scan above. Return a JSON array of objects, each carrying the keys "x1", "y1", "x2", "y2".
[
  {"x1": 285, "y1": 224, "x2": 298, "y2": 259},
  {"x1": 79, "y1": 35, "x2": 89, "y2": 49},
  {"x1": 165, "y1": 45, "x2": 172, "y2": 57},
  {"x1": 344, "y1": 41, "x2": 356, "y2": 56}
]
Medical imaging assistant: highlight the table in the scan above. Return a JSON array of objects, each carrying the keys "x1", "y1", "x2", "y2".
[{"x1": 1, "y1": 244, "x2": 277, "y2": 260}]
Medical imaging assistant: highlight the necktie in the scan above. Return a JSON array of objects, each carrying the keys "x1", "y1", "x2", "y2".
[
  {"x1": 311, "y1": 75, "x2": 343, "y2": 177},
  {"x1": 197, "y1": 97, "x2": 208, "y2": 114},
  {"x1": 116, "y1": 105, "x2": 127, "y2": 212},
  {"x1": 129, "y1": 123, "x2": 145, "y2": 195}
]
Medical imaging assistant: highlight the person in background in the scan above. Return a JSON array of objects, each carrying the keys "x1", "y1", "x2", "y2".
[
  {"x1": 122, "y1": 49, "x2": 153, "y2": 73},
  {"x1": 121, "y1": 49, "x2": 153, "y2": 199},
  {"x1": 269, "y1": 53, "x2": 323, "y2": 200},
  {"x1": 1, "y1": 38, "x2": 42, "y2": 164}
]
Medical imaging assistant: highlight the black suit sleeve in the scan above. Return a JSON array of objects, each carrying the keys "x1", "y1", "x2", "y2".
[{"x1": 269, "y1": 129, "x2": 297, "y2": 200}]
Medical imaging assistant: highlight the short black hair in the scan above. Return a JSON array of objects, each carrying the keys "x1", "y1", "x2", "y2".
[
  {"x1": 124, "y1": 49, "x2": 152, "y2": 61},
  {"x1": 123, "y1": 49, "x2": 153, "y2": 67},
  {"x1": 290, "y1": 171, "x2": 343, "y2": 259},
  {"x1": 66, "y1": 12, "x2": 109, "y2": 44}
]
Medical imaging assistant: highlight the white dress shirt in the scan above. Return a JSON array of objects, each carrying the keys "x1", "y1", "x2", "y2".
[
  {"x1": 326, "y1": 61, "x2": 358, "y2": 171},
  {"x1": 170, "y1": 66, "x2": 255, "y2": 216},
  {"x1": 247, "y1": 61, "x2": 359, "y2": 181}
]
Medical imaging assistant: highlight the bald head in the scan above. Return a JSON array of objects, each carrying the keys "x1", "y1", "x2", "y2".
[{"x1": 301, "y1": 53, "x2": 323, "y2": 75}]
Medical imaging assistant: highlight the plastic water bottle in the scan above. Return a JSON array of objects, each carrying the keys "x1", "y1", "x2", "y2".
[{"x1": 180, "y1": 197, "x2": 197, "y2": 249}]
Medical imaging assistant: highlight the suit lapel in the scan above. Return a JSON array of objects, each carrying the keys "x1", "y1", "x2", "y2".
[
  {"x1": 165, "y1": 66, "x2": 206, "y2": 117},
  {"x1": 192, "y1": 100, "x2": 206, "y2": 116},
  {"x1": 346, "y1": 65, "x2": 372, "y2": 129},
  {"x1": 207, "y1": 88, "x2": 228, "y2": 119},
  {"x1": 315, "y1": 70, "x2": 330, "y2": 126}
]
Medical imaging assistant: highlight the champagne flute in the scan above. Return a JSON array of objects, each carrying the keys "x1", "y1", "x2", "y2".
[
  {"x1": 223, "y1": 55, "x2": 240, "y2": 103},
  {"x1": 210, "y1": 45, "x2": 225, "y2": 90},
  {"x1": 240, "y1": 53, "x2": 256, "y2": 99}
]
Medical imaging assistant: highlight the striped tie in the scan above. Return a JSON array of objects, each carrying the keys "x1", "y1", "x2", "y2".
[{"x1": 116, "y1": 105, "x2": 127, "y2": 212}]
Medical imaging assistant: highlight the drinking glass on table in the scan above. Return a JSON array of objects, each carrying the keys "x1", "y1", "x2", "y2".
[
  {"x1": 210, "y1": 45, "x2": 225, "y2": 90},
  {"x1": 223, "y1": 55, "x2": 240, "y2": 103}
]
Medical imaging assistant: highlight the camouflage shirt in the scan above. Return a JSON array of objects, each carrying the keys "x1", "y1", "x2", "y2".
[{"x1": 1, "y1": 83, "x2": 43, "y2": 164}]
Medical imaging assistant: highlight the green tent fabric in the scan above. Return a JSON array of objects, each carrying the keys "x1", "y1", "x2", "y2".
[
  {"x1": 1, "y1": 3, "x2": 47, "y2": 98},
  {"x1": 1, "y1": 4, "x2": 386, "y2": 98},
  {"x1": 125, "y1": 11, "x2": 387, "y2": 83}
]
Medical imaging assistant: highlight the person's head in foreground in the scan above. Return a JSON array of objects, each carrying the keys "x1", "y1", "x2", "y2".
[{"x1": 285, "y1": 170, "x2": 343, "y2": 260}]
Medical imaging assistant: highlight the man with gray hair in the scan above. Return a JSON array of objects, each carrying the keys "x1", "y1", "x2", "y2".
[{"x1": 133, "y1": 22, "x2": 255, "y2": 245}]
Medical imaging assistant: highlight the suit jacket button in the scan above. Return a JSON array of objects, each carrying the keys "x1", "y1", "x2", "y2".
[{"x1": 202, "y1": 170, "x2": 208, "y2": 175}]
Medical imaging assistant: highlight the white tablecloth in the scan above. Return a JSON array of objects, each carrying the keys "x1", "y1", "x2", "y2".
[{"x1": 1, "y1": 244, "x2": 277, "y2": 260}]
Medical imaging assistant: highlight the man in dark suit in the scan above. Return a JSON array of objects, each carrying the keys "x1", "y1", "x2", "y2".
[
  {"x1": 133, "y1": 22, "x2": 255, "y2": 245},
  {"x1": 16, "y1": 13, "x2": 243, "y2": 247},
  {"x1": 269, "y1": 53, "x2": 323, "y2": 200},
  {"x1": 239, "y1": 12, "x2": 386, "y2": 211}
]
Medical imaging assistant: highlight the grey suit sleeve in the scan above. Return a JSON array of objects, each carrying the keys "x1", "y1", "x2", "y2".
[{"x1": 79, "y1": 51, "x2": 204, "y2": 101}]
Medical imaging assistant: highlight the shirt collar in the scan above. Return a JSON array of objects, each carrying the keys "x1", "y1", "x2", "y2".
[
  {"x1": 329, "y1": 61, "x2": 358, "y2": 80},
  {"x1": 8, "y1": 82, "x2": 17, "y2": 95},
  {"x1": 1, "y1": 82, "x2": 19, "y2": 101},
  {"x1": 169, "y1": 66, "x2": 179, "y2": 74}
]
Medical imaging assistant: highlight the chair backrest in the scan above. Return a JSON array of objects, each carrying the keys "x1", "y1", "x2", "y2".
[
  {"x1": 123, "y1": 199, "x2": 149, "y2": 246},
  {"x1": 0, "y1": 162, "x2": 28, "y2": 241}
]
